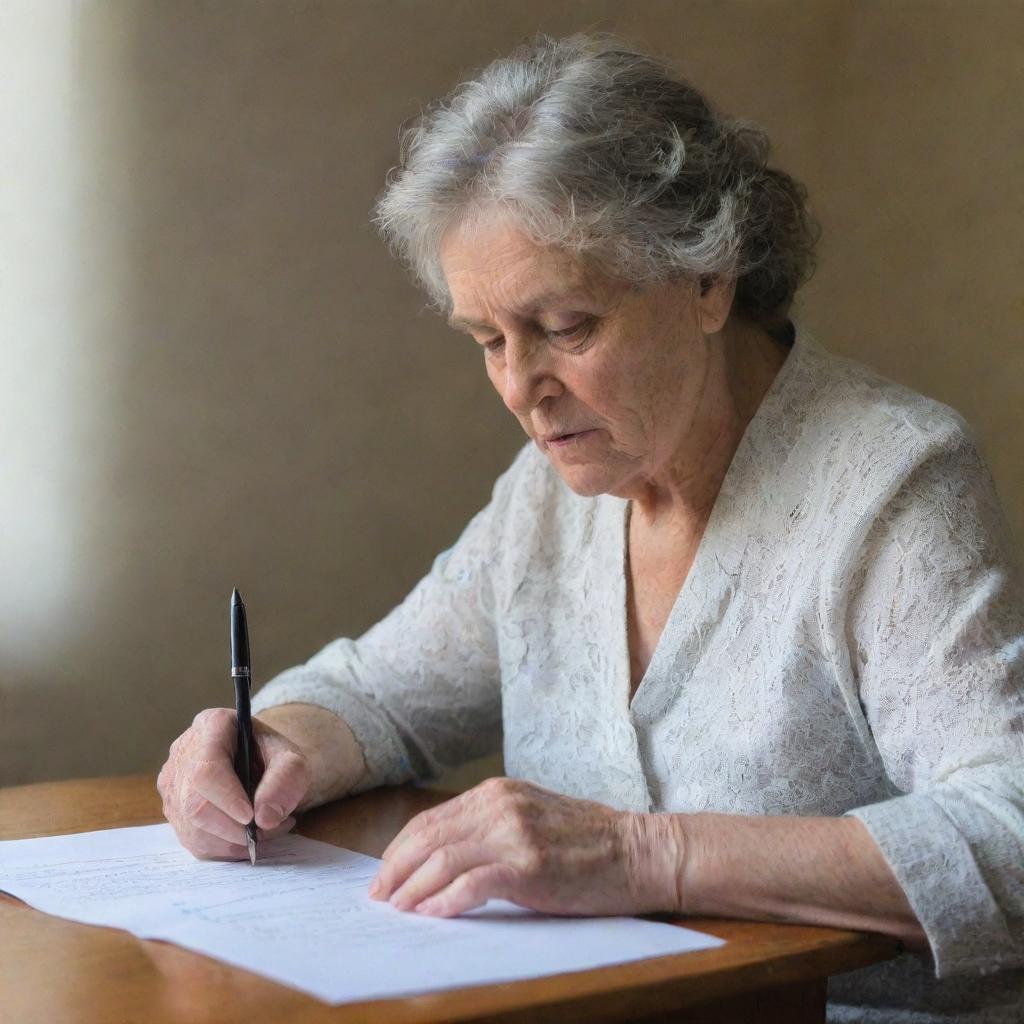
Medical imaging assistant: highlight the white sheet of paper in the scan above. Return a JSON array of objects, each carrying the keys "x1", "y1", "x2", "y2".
[{"x1": 0, "y1": 823, "x2": 724, "y2": 1005}]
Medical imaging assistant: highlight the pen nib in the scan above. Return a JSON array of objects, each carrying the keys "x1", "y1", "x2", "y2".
[{"x1": 246, "y1": 823, "x2": 258, "y2": 867}]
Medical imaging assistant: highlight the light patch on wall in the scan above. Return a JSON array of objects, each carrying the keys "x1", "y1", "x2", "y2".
[{"x1": 0, "y1": 3, "x2": 80, "y2": 649}]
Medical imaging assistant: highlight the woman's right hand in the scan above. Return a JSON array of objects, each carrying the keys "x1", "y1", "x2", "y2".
[{"x1": 157, "y1": 707, "x2": 313, "y2": 860}]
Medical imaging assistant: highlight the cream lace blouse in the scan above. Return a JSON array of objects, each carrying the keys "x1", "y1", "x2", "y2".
[{"x1": 252, "y1": 321, "x2": 1024, "y2": 1022}]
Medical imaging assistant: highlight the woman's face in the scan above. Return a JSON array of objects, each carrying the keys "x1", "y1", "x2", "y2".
[{"x1": 440, "y1": 217, "x2": 728, "y2": 499}]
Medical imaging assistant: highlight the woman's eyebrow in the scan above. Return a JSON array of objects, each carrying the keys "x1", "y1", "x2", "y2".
[
  {"x1": 448, "y1": 289, "x2": 595, "y2": 330},
  {"x1": 447, "y1": 314, "x2": 491, "y2": 331}
]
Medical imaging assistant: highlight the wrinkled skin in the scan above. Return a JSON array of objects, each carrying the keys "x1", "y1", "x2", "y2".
[
  {"x1": 157, "y1": 708, "x2": 310, "y2": 860},
  {"x1": 369, "y1": 777, "x2": 678, "y2": 918}
]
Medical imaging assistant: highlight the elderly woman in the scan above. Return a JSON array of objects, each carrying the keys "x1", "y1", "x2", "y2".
[{"x1": 158, "y1": 34, "x2": 1024, "y2": 1022}]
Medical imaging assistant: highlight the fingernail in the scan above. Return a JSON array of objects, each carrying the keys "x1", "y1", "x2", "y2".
[
  {"x1": 415, "y1": 899, "x2": 435, "y2": 914},
  {"x1": 368, "y1": 878, "x2": 381, "y2": 898},
  {"x1": 233, "y1": 804, "x2": 251, "y2": 825},
  {"x1": 264, "y1": 803, "x2": 285, "y2": 826}
]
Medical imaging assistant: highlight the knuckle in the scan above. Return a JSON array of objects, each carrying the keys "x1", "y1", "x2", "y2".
[
  {"x1": 275, "y1": 749, "x2": 307, "y2": 779},
  {"x1": 477, "y1": 778, "x2": 519, "y2": 816},
  {"x1": 473, "y1": 863, "x2": 509, "y2": 901},
  {"x1": 456, "y1": 872, "x2": 480, "y2": 903},
  {"x1": 192, "y1": 708, "x2": 215, "y2": 729},
  {"x1": 501, "y1": 812, "x2": 533, "y2": 849},
  {"x1": 432, "y1": 845, "x2": 457, "y2": 872},
  {"x1": 182, "y1": 789, "x2": 210, "y2": 820},
  {"x1": 211, "y1": 706, "x2": 235, "y2": 729},
  {"x1": 157, "y1": 771, "x2": 179, "y2": 820},
  {"x1": 399, "y1": 834, "x2": 427, "y2": 863},
  {"x1": 519, "y1": 845, "x2": 544, "y2": 876},
  {"x1": 193, "y1": 758, "x2": 225, "y2": 790},
  {"x1": 503, "y1": 797, "x2": 530, "y2": 828},
  {"x1": 193, "y1": 707, "x2": 233, "y2": 732}
]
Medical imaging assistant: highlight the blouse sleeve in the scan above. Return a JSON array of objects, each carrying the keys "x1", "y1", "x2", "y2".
[
  {"x1": 249, "y1": 452, "x2": 528, "y2": 793},
  {"x1": 843, "y1": 428, "x2": 1024, "y2": 979}
]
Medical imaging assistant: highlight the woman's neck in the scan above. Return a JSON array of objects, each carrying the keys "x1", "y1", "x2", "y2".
[{"x1": 627, "y1": 319, "x2": 791, "y2": 531}]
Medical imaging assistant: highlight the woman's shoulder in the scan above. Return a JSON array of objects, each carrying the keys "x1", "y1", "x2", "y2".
[
  {"x1": 754, "y1": 326, "x2": 1010, "y2": 584},
  {"x1": 789, "y1": 326, "x2": 979, "y2": 486}
]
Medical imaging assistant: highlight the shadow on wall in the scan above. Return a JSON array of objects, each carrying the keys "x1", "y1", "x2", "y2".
[{"x1": 1, "y1": 2, "x2": 527, "y2": 788}]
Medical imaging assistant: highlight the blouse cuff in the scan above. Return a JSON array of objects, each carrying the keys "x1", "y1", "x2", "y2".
[
  {"x1": 251, "y1": 666, "x2": 417, "y2": 795},
  {"x1": 847, "y1": 793, "x2": 1015, "y2": 979}
]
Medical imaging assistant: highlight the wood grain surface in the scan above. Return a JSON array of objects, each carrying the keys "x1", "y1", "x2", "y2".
[{"x1": 0, "y1": 775, "x2": 900, "y2": 1023}]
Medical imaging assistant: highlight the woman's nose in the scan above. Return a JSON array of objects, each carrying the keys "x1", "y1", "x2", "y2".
[{"x1": 500, "y1": 339, "x2": 562, "y2": 415}]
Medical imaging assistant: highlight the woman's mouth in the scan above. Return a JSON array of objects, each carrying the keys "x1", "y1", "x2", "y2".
[{"x1": 544, "y1": 429, "x2": 598, "y2": 448}]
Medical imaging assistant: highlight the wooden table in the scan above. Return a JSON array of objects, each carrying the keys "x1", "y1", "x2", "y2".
[{"x1": 0, "y1": 775, "x2": 899, "y2": 1023}]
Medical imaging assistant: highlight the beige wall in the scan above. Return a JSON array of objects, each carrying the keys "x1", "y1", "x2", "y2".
[{"x1": 1, "y1": 1, "x2": 1020, "y2": 791}]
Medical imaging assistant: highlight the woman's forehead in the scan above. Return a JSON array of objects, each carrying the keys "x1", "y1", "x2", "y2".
[{"x1": 440, "y1": 220, "x2": 614, "y2": 323}]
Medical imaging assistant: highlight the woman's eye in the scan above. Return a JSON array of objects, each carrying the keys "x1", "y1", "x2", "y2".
[
  {"x1": 476, "y1": 317, "x2": 595, "y2": 356},
  {"x1": 547, "y1": 317, "x2": 594, "y2": 348}
]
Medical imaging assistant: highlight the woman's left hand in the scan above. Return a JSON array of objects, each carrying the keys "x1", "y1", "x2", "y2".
[{"x1": 368, "y1": 777, "x2": 683, "y2": 918}]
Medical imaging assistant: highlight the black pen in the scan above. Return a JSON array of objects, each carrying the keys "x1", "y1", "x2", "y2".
[{"x1": 231, "y1": 588, "x2": 263, "y2": 865}]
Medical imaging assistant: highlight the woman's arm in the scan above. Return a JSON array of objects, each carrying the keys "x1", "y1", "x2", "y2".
[
  {"x1": 832, "y1": 432, "x2": 1024, "y2": 977},
  {"x1": 367, "y1": 775, "x2": 921, "y2": 952},
  {"x1": 633, "y1": 811, "x2": 928, "y2": 948},
  {"x1": 655, "y1": 429, "x2": 1022, "y2": 975}
]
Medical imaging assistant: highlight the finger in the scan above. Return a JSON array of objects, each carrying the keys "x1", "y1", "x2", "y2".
[
  {"x1": 173, "y1": 820, "x2": 250, "y2": 862},
  {"x1": 413, "y1": 862, "x2": 519, "y2": 918},
  {"x1": 379, "y1": 789, "x2": 471, "y2": 862},
  {"x1": 192, "y1": 842, "x2": 250, "y2": 862},
  {"x1": 186, "y1": 801, "x2": 294, "y2": 846},
  {"x1": 373, "y1": 791, "x2": 501, "y2": 899},
  {"x1": 175, "y1": 814, "x2": 294, "y2": 861},
  {"x1": 191, "y1": 755, "x2": 253, "y2": 826},
  {"x1": 371, "y1": 829, "x2": 438, "y2": 901},
  {"x1": 379, "y1": 794, "x2": 470, "y2": 868},
  {"x1": 260, "y1": 816, "x2": 297, "y2": 840},
  {"x1": 185, "y1": 790, "x2": 252, "y2": 845},
  {"x1": 187, "y1": 711, "x2": 255, "y2": 826},
  {"x1": 379, "y1": 813, "x2": 437, "y2": 865},
  {"x1": 190, "y1": 708, "x2": 240, "y2": 768},
  {"x1": 184, "y1": 815, "x2": 295, "y2": 856},
  {"x1": 387, "y1": 842, "x2": 488, "y2": 912},
  {"x1": 253, "y1": 750, "x2": 311, "y2": 829},
  {"x1": 373, "y1": 813, "x2": 472, "y2": 902},
  {"x1": 380, "y1": 778, "x2": 514, "y2": 863}
]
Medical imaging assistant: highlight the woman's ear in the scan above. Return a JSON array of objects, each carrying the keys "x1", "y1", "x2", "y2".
[{"x1": 697, "y1": 274, "x2": 736, "y2": 334}]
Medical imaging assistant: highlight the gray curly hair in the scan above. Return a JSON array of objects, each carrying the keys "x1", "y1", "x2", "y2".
[{"x1": 373, "y1": 32, "x2": 820, "y2": 336}]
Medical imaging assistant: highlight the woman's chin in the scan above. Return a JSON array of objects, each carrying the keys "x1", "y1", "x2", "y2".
[{"x1": 547, "y1": 461, "x2": 615, "y2": 498}]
